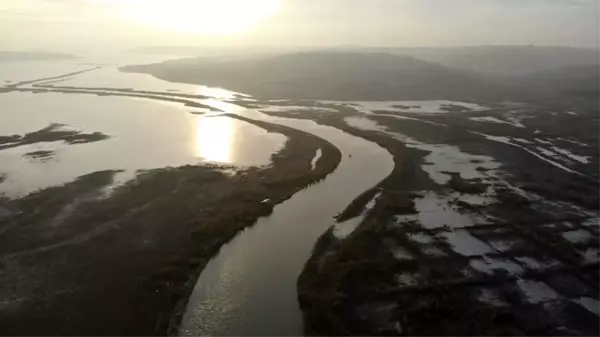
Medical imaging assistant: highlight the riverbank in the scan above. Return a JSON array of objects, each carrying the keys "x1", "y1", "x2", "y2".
[
  {"x1": 176, "y1": 108, "x2": 394, "y2": 336},
  {"x1": 264, "y1": 101, "x2": 600, "y2": 336},
  {"x1": 4, "y1": 65, "x2": 597, "y2": 335},
  {"x1": 0, "y1": 111, "x2": 341, "y2": 335}
]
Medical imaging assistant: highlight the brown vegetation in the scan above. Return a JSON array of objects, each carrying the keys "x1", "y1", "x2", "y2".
[
  {"x1": 0, "y1": 115, "x2": 341, "y2": 336},
  {"x1": 0, "y1": 123, "x2": 109, "y2": 150}
]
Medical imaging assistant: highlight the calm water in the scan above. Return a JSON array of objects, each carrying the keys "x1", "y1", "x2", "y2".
[
  {"x1": 57, "y1": 66, "x2": 242, "y2": 98},
  {"x1": 0, "y1": 56, "x2": 395, "y2": 336},
  {"x1": 0, "y1": 60, "x2": 89, "y2": 84},
  {"x1": 0, "y1": 59, "x2": 284, "y2": 197},
  {"x1": 179, "y1": 108, "x2": 394, "y2": 336}
]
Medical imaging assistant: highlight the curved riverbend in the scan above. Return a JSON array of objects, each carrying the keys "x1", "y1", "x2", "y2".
[
  {"x1": 2, "y1": 75, "x2": 394, "y2": 335},
  {"x1": 178, "y1": 107, "x2": 394, "y2": 336}
]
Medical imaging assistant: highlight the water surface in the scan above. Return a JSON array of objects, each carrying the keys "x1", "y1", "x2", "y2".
[
  {"x1": 179, "y1": 108, "x2": 394, "y2": 336},
  {"x1": 0, "y1": 83, "x2": 284, "y2": 197},
  {"x1": 1, "y1": 58, "x2": 395, "y2": 336}
]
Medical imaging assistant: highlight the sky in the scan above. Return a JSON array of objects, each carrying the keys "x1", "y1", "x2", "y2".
[{"x1": 1, "y1": 0, "x2": 598, "y2": 52}]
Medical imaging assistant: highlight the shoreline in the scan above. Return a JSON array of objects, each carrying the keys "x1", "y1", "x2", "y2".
[
  {"x1": 3, "y1": 67, "x2": 597, "y2": 335},
  {"x1": 0, "y1": 86, "x2": 342, "y2": 335},
  {"x1": 163, "y1": 112, "x2": 343, "y2": 335},
  {"x1": 261, "y1": 106, "x2": 599, "y2": 335}
]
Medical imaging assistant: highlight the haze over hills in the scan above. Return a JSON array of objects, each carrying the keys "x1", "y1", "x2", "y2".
[
  {"x1": 123, "y1": 51, "x2": 515, "y2": 101},
  {"x1": 388, "y1": 46, "x2": 600, "y2": 75},
  {"x1": 129, "y1": 45, "x2": 600, "y2": 74},
  {"x1": 517, "y1": 64, "x2": 600, "y2": 101},
  {"x1": 0, "y1": 51, "x2": 76, "y2": 62}
]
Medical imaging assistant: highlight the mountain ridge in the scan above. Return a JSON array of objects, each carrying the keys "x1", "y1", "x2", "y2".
[{"x1": 122, "y1": 51, "x2": 516, "y2": 101}]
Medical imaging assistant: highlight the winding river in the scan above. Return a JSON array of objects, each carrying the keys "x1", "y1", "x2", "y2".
[
  {"x1": 1, "y1": 61, "x2": 395, "y2": 336},
  {"x1": 178, "y1": 105, "x2": 394, "y2": 335}
]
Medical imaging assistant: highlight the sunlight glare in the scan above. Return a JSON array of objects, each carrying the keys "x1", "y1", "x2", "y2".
[
  {"x1": 195, "y1": 116, "x2": 235, "y2": 163},
  {"x1": 196, "y1": 87, "x2": 237, "y2": 99},
  {"x1": 101, "y1": 0, "x2": 281, "y2": 34}
]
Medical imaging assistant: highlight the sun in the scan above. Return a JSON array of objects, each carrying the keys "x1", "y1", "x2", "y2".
[{"x1": 100, "y1": 0, "x2": 281, "y2": 35}]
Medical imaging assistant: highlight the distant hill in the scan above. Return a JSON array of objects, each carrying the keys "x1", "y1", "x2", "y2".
[
  {"x1": 131, "y1": 46, "x2": 212, "y2": 57},
  {"x1": 123, "y1": 51, "x2": 516, "y2": 101},
  {"x1": 130, "y1": 46, "x2": 301, "y2": 61},
  {"x1": 0, "y1": 51, "x2": 76, "y2": 62},
  {"x1": 388, "y1": 46, "x2": 600, "y2": 75},
  {"x1": 514, "y1": 64, "x2": 600, "y2": 104}
]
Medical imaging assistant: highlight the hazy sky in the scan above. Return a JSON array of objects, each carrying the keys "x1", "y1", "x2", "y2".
[{"x1": 1, "y1": 0, "x2": 598, "y2": 52}]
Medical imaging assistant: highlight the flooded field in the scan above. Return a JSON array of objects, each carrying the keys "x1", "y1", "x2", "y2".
[
  {"x1": 52, "y1": 66, "x2": 244, "y2": 99},
  {"x1": 329, "y1": 100, "x2": 488, "y2": 114},
  {"x1": 0, "y1": 55, "x2": 597, "y2": 336},
  {"x1": 179, "y1": 113, "x2": 393, "y2": 336},
  {"x1": 277, "y1": 98, "x2": 599, "y2": 335},
  {"x1": 0, "y1": 60, "x2": 89, "y2": 85},
  {"x1": 0, "y1": 91, "x2": 285, "y2": 197},
  {"x1": 0, "y1": 57, "x2": 344, "y2": 335}
]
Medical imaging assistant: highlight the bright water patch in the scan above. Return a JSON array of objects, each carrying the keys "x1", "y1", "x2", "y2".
[
  {"x1": 469, "y1": 116, "x2": 525, "y2": 128},
  {"x1": 332, "y1": 100, "x2": 488, "y2": 114},
  {"x1": 344, "y1": 116, "x2": 387, "y2": 132},
  {"x1": 0, "y1": 92, "x2": 285, "y2": 197},
  {"x1": 0, "y1": 60, "x2": 89, "y2": 85},
  {"x1": 57, "y1": 66, "x2": 242, "y2": 99},
  {"x1": 179, "y1": 107, "x2": 394, "y2": 336}
]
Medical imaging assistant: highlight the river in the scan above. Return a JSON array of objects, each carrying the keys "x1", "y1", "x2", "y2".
[
  {"x1": 0, "y1": 58, "x2": 395, "y2": 335},
  {"x1": 178, "y1": 106, "x2": 394, "y2": 335}
]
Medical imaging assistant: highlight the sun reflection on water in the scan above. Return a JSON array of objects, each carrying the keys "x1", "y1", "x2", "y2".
[
  {"x1": 197, "y1": 87, "x2": 237, "y2": 99},
  {"x1": 195, "y1": 116, "x2": 235, "y2": 163}
]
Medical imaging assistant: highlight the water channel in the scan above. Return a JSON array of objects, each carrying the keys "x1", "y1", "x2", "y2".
[{"x1": 179, "y1": 105, "x2": 394, "y2": 335}]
